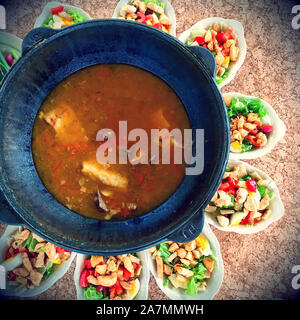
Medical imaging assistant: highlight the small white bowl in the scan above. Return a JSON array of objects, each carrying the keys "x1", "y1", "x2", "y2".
[
  {"x1": 224, "y1": 92, "x2": 286, "y2": 160},
  {"x1": 113, "y1": 0, "x2": 176, "y2": 36},
  {"x1": 0, "y1": 225, "x2": 76, "y2": 297},
  {"x1": 205, "y1": 160, "x2": 285, "y2": 234},
  {"x1": 34, "y1": 1, "x2": 92, "y2": 28},
  {"x1": 0, "y1": 31, "x2": 22, "y2": 57},
  {"x1": 74, "y1": 251, "x2": 150, "y2": 300},
  {"x1": 178, "y1": 17, "x2": 247, "y2": 88},
  {"x1": 147, "y1": 223, "x2": 224, "y2": 300}
]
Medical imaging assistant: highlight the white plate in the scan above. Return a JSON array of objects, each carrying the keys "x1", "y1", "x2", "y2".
[
  {"x1": 0, "y1": 31, "x2": 22, "y2": 56},
  {"x1": 224, "y1": 92, "x2": 286, "y2": 160},
  {"x1": 0, "y1": 225, "x2": 76, "y2": 297},
  {"x1": 205, "y1": 160, "x2": 285, "y2": 234},
  {"x1": 34, "y1": 1, "x2": 92, "y2": 28},
  {"x1": 74, "y1": 251, "x2": 150, "y2": 300},
  {"x1": 147, "y1": 223, "x2": 224, "y2": 300},
  {"x1": 113, "y1": 0, "x2": 176, "y2": 36},
  {"x1": 178, "y1": 17, "x2": 247, "y2": 88}
]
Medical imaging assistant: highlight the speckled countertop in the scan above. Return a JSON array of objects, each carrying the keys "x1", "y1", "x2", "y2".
[{"x1": 0, "y1": 0, "x2": 299, "y2": 300}]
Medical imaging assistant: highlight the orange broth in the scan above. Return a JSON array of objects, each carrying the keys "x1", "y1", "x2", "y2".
[{"x1": 32, "y1": 64, "x2": 190, "y2": 220}]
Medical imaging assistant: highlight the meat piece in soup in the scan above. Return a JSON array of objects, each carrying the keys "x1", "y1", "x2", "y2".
[
  {"x1": 40, "y1": 103, "x2": 87, "y2": 143},
  {"x1": 32, "y1": 64, "x2": 190, "y2": 220}
]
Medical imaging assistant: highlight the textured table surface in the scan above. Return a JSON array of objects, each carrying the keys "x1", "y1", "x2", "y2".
[{"x1": 0, "y1": 0, "x2": 299, "y2": 300}]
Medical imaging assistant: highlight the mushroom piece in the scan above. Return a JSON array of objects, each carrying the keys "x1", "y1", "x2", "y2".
[{"x1": 94, "y1": 189, "x2": 108, "y2": 213}]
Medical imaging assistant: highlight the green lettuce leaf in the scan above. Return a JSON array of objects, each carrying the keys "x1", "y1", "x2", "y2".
[
  {"x1": 185, "y1": 262, "x2": 207, "y2": 296},
  {"x1": 83, "y1": 285, "x2": 109, "y2": 300},
  {"x1": 241, "y1": 138, "x2": 254, "y2": 153},
  {"x1": 42, "y1": 14, "x2": 54, "y2": 27},
  {"x1": 257, "y1": 185, "x2": 267, "y2": 198},
  {"x1": 67, "y1": 9, "x2": 86, "y2": 23},
  {"x1": 156, "y1": 243, "x2": 173, "y2": 267},
  {"x1": 42, "y1": 262, "x2": 55, "y2": 281},
  {"x1": 143, "y1": 0, "x2": 165, "y2": 9}
]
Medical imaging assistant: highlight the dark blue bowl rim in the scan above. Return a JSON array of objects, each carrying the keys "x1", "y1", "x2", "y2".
[{"x1": 0, "y1": 19, "x2": 230, "y2": 254}]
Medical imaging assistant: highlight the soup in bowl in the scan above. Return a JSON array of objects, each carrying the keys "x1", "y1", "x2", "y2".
[
  {"x1": 0, "y1": 20, "x2": 229, "y2": 254},
  {"x1": 32, "y1": 64, "x2": 191, "y2": 220}
]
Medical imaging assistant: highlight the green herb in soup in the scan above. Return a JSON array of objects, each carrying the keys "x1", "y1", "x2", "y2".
[{"x1": 32, "y1": 64, "x2": 190, "y2": 220}]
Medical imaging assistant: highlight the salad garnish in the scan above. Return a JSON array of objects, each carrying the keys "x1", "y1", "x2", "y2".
[
  {"x1": 0, "y1": 48, "x2": 20, "y2": 81},
  {"x1": 224, "y1": 95, "x2": 274, "y2": 153},
  {"x1": 79, "y1": 254, "x2": 142, "y2": 300},
  {"x1": 1, "y1": 227, "x2": 71, "y2": 291},
  {"x1": 206, "y1": 164, "x2": 274, "y2": 227},
  {"x1": 41, "y1": 5, "x2": 87, "y2": 29},
  {"x1": 149, "y1": 236, "x2": 215, "y2": 296},
  {"x1": 185, "y1": 22, "x2": 240, "y2": 85},
  {"x1": 118, "y1": 0, "x2": 171, "y2": 33}
]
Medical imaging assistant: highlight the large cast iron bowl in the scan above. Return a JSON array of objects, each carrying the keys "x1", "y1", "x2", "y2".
[{"x1": 0, "y1": 20, "x2": 229, "y2": 255}]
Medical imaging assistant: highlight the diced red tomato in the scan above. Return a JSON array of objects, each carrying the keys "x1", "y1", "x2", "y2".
[
  {"x1": 18, "y1": 247, "x2": 29, "y2": 254},
  {"x1": 259, "y1": 125, "x2": 274, "y2": 133},
  {"x1": 135, "y1": 172, "x2": 143, "y2": 185},
  {"x1": 228, "y1": 186, "x2": 236, "y2": 196},
  {"x1": 79, "y1": 269, "x2": 89, "y2": 287},
  {"x1": 194, "y1": 36, "x2": 205, "y2": 45},
  {"x1": 84, "y1": 259, "x2": 92, "y2": 269},
  {"x1": 254, "y1": 217, "x2": 262, "y2": 224},
  {"x1": 202, "y1": 44, "x2": 208, "y2": 49},
  {"x1": 5, "y1": 247, "x2": 18, "y2": 260},
  {"x1": 114, "y1": 278, "x2": 124, "y2": 295},
  {"x1": 250, "y1": 129, "x2": 258, "y2": 135},
  {"x1": 240, "y1": 212, "x2": 254, "y2": 225},
  {"x1": 56, "y1": 246, "x2": 71, "y2": 254},
  {"x1": 145, "y1": 15, "x2": 153, "y2": 23},
  {"x1": 137, "y1": 12, "x2": 146, "y2": 23},
  {"x1": 96, "y1": 285, "x2": 105, "y2": 292},
  {"x1": 247, "y1": 135, "x2": 261, "y2": 148},
  {"x1": 8, "y1": 271, "x2": 16, "y2": 281},
  {"x1": 88, "y1": 270, "x2": 94, "y2": 275},
  {"x1": 246, "y1": 180, "x2": 257, "y2": 192},
  {"x1": 221, "y1": 48, "x2": 229, "y2": 56},
  {"x1": 50, "y1": 5, "x2": 64, "y2": 15},
  {"x1": 223, "y1": 29, "x2": 234, "y2": 41},
  {"x1": 218, "y1": 182, "x2": 230, "y2": 192},
  {"x1": 122, "y1": 266, "x2": 132, "y2": 281},
  {"x1": 132, "y1": 262, "x2": 138, "y2": 271},
  {"x1": 216, "y1": 32, "x2": 225, "y2": 44},
  {"x1": 153, "y1": 23, "x2": 162, "y2": 30},
  {"x1": 162, "y1": 24, "x2": 169, "y2": 30},
  {"x1": 228, "y1": 177, "x2": 238, "y2": 189}
]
